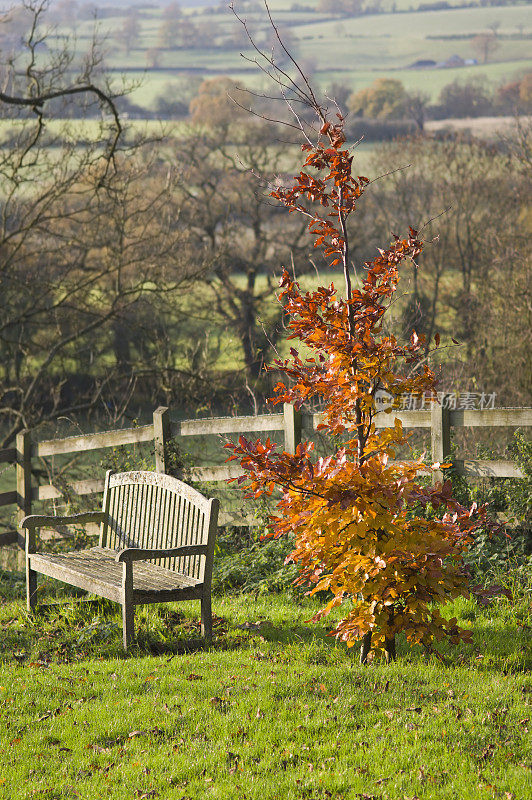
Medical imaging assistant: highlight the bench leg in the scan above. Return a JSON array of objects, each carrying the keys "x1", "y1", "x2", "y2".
[
  {"x1": 201, "y1": 594, "x2": 212, "y2": 642},
  {"x1": 121, "y1": 561, "x2": 134, "y2": 651},
  {"x1": 26, "y1": 558, "x2": 37, "y2": 613},
  {"x1": 122, "y1": 600, "x2": 134, "y2": 651}
]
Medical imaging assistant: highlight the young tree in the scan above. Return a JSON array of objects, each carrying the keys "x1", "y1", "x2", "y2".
[{"x1": 226, "y1": 10, "x2": 497, "y2": 662}]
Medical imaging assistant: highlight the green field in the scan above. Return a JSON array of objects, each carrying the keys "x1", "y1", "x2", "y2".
[{"x1": 40, "y1": 3, "x2": 532, "y2": 109}]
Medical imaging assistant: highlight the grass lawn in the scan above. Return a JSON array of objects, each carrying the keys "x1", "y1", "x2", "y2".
[{"x1": 0, "y1": 570, "x2": 530, "y2": 799}]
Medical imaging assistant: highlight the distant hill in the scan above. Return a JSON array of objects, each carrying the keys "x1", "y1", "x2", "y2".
[
  {"x1": 0, "y1": 0, "x2": 217, "y2": 9},
  {"x1": 57, "y1": 0, "x2": 216, "y2": 8}
]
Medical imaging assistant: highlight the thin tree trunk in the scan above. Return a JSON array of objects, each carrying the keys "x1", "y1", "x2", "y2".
[
  {"x1": 384, "y1": 635, "x2": 396, "y2": 663},
  {"x1": 359, "y1": 631, "x2": 372, "y2": 664}
]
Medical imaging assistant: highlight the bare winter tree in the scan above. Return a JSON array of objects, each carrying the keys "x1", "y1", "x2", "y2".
[
  {"x1": 0, "y1": 1, "x2": 203, "y2": 446},
  {"x1": 175, "y1": 72, "x2": 313, "y2": 388}
]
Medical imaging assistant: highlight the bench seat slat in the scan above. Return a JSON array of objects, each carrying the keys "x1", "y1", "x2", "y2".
[{"x1": 29, "y1": 547, "x2": 201, "y2": 600}]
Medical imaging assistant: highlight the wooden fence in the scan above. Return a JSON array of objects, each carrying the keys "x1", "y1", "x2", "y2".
[{"x1": 0, "y1": 403, "x2": 530, "y2": 549}]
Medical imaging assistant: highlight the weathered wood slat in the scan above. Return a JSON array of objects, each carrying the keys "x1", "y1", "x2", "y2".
[
  {"x1": 375, "y1": 411, "x2": 433, "y2": 429},
  {"x1": 171, "y1": 413, "x2": 284, "y2": 437},
  {"x1": 191, "y1": 463, "x2": 243, "y2": 482},
  {"x1": 0, "y1": 448, "x2": 16, "y2": 464},
  {"x1": 36, "y1": 425, "x2": 154, "y2": 457},
  {"x1": 108, "y1": 471, "x2": 213, "y2": 514},
  {"x1": 0, "y1": 530, "x2": 18, "y2": 546},
  {"x1": 308, "y1": 408, "x2": 532, "y2": 432},
  {"x1": 450, "y1": 408, "x2": 532, "y2": 428},
  {"x1": 34, "y1": 479, "x2": 106, "y2": 501},
  {"x1": 17, "y1": 430, "x2": 32, "y2": 531},
  {"x1": 133, "y1": 588, "x2": 202, "y2": 604},
  {"x1": 219, "y1": 512, "x2": 260, "y2": 526},
  {"x1": 309, "y1": 411, "x2": 433, "y2": 430},
  {"x1": 453, "y1": 459, "x2": 524, "y2": 479},
  {"x1": 0, "y1": 490, "x2": 17, "y2": 507},
  {"x1": 29, "y1": 548, "x2": 201, "y2": 597},
  {"x1": 29, "y1": 552, "x2": 124, "y2": 603},
  {"x1": 21, "y1": 512, "x2": 106, "y2": 530}
]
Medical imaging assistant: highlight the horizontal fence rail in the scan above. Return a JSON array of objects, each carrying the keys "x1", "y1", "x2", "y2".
[
  {"x1": 0, "y1": 403, "x2": 530, "y2": 546},
  {"x1": 36, "y1": 424, "x2": 155, "y2": 458},
  {"x1": 171, "y1": 413, "x2": 285, "y2": 437},
  {"x1": 0, "y1": 448, "x2": 16, "y2": 465}
]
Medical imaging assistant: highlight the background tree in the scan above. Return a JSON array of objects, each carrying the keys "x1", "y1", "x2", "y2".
[
  {"x1": 365, "y1": 133, "x2": 529, "y2": 402},
  {"x1": 146, "y1": 47, "x2": 162, "y2": 69},
  {"x1": 519, "y1": 72, "x2": 532, "y2": 108},
  {"x1": 189, "y1": 76, "x2": 248, "y2": 129},
  {"x1": 119, "y1": 12, "x2": 140, "y2": 56},
  {"x1": 172, "y1": 116, "x2": 311, "y2": 386},
  {"x1": 437, "y1": 77, "x2": 493, "y2": 118},
  {"x1": 472, "y1": 32, "x2": 499, "y2": 65},
  {"x1": 157, "y1": 17, "x2": 186, "y2": 49},
  {"x1": 325, "y1": 81, "x2": 351, "y2": 116},
  {"x1": 403, "y1": 89, "x2": 429, "y2": 132},
  {"x1": 317, "y1": 0, "x2": 363, "y2": 15},
  {"x1": 348, "y1": 78, "x2": 407, "y2": 119},
  {"x1": 162, "y1": 1, "x2": 182, "y2": 22}
]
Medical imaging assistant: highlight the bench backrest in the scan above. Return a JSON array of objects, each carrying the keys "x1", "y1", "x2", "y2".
[{"x1": 99, "y1": 471, "x2": 218, "y2": 582}]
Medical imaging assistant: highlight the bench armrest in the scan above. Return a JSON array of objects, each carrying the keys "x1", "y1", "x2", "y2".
[
  {"x1": 20, "y1": 512, "x2": 106, "y2": 554},
  {"x1": 116, "y1": 545, "x2": 208, "y2": 563},
  {"x1": 20, "y1": 512, "x2": 106, "y2": 531}
]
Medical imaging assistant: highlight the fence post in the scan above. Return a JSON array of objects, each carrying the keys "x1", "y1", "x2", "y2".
[
  {"x1": 16, "y1": 430, "x2": 32, "y2": 547},
  {"x1": 284, "y1": 403, "x2": 302, "y2": 453},
  {"x1": 431, "y1": 398, "x2": 451, "y2": 485},
  {"x1": 153, "y1": 407, "x2": 171, "y2": 474}
]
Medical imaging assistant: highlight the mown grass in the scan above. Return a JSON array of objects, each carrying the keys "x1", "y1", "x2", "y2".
[{"x1": 0, "y1": 568, "x2": 530, "y2": 800}]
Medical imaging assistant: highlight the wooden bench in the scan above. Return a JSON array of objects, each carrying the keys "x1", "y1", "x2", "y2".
[{"x1": 20, "y1": 471, "x2": 219, "y2": 650}]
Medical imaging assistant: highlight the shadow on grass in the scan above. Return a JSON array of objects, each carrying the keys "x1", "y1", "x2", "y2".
[
  {"x1": 1, "y1": 568, "x2": 530, "y2": 671},
  {"x1": 0, "y1": 569, "x2": 249, "y2": 663}
]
